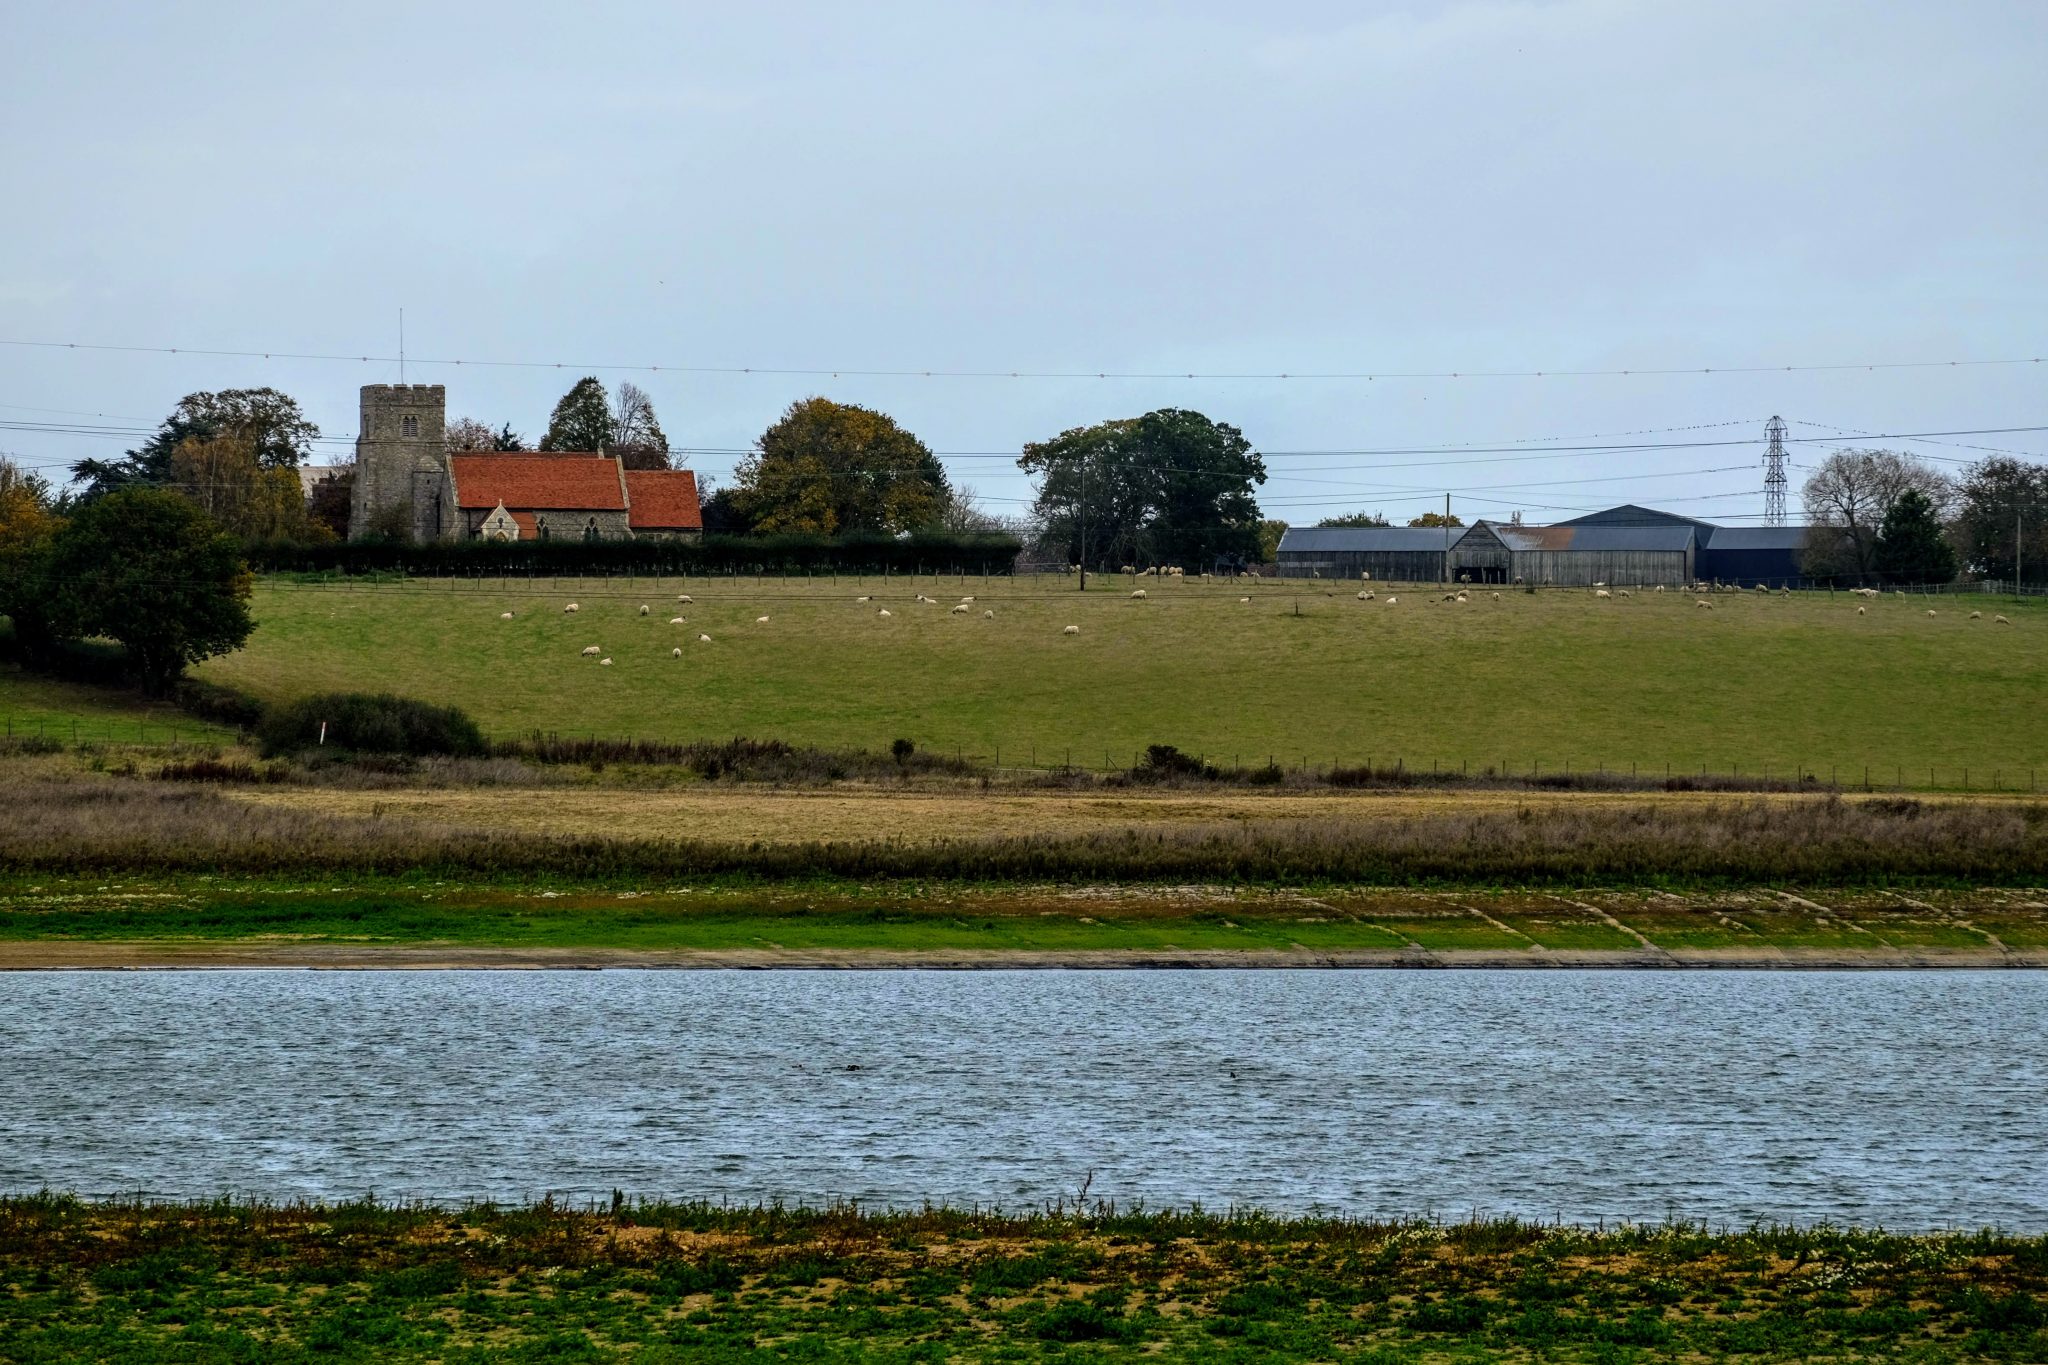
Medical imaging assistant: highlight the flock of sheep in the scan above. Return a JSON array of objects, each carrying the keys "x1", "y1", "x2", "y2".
[{"x1": 509, "y1": 576, "x2": 2021, "y2": 666}]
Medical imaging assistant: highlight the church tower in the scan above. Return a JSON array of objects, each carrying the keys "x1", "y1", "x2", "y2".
[{"x1": 350, "y1": 383, "x2": 452, "y2": 540}]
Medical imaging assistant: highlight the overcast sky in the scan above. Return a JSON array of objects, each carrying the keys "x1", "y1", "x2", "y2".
[{"x1": 3, "y1": 0, "x2": 2043, "y2": 524}]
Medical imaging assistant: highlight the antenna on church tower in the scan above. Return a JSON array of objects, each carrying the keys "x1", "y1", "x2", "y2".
[
  {"x1": 1763, "y1": 415, "x2": 1788, "y2": 526},
  {"x1": 399, "y1": 308, "x2": 405, "y2": 384}
]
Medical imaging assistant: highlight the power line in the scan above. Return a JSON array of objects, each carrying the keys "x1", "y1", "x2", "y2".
[{"x1": 3, "y1": 335, "x2": 2043, "y2": 382}]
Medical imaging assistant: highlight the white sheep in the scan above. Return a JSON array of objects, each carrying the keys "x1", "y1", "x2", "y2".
[
  {"x1": 639, "y1": 604, "x2": 650, "y2": 616},
  {"x1": 960, "y1": 595, "x2": 975, "y2": 603},
  {"x1": 1995, "y1": 614, "x2": 2012, "y2": 624},
  {"x1": 1927, "y1": 609, "x2": 1937, "y2": 617},
  {"x1": 1617, "y1": 589, "x2": 1631, "y2": 598},
  {"x1": 1132, "y1": 589, "x2": 1147, "y2": 599},
  {"x1": 1240, "y1": 596, "x2": 1252, "y2": 604},
  {"x1": 564, "y1": 603, "x2": 580, "y2": 613},
  {"x1": 1595, "y1": 589, "x2": 1611, "y2": 599},
  {"x1": 856, "y1": 595, "x2": 871, "y2": 603},
  {"x1": 698, "y1": 633, "x2": 712, "y2": 642},
  {"x1": 1654, "y1": 584, "x2": 1667, "y2": 593},
  {"x1": 1696, "y1": 600, "x2": 1713, "y2": 609},
  {"x1": 951, "y1": 604, "x2": 969, "y2": 614},
  {"x1": 1360, "y1": 571, "x2": 1372, "y2": 581},
  {"x1": 1971, "y1": 610, "x2": 1982, "y2": 620},
  {"x1": 499, "y1": 611, "x2": 514, "y2": 620},
  {"x1": 1857, "y1": 606, "x2": 1866, "y2": 615},
  {"x1": 677, "y1": 594, "x2": 694, "y2": 604},
  {"x1": 599, "y1": 657, "x2": 613, "y2": 666},
  {"x1": 1063, "y1": 624, "x2": 1080, "y2": 635},
  {"x1": 1455, "y1": 592, "x2": 1469, "y2": 603},
  {"x1": 1357, "y1": 590, "x2": 1372, "y2": 600},
  {"x1": 755, "y1": 615, "x2": 770, "y2": 623},
  {"x1": 671, "y1": 646, "x2": 682, "y2": 658},
  {"x1": 1386, "y1": 596, "x2": 1397, "y2": 605},
  {"x1": 1491, "y1": 591, "x2": 1500, "y2": 600},
  {"x1": 581, "y1": 645, "x2": 601, "y2": 656},
  {"x1": 878, "y1": 608, "x2": 892, "y2": 617},
  {"x1": 982, "y1": 609, "x2": 994, "y2": 619},
  {"x1": 669, "y1": 616, "x2": 686, "y2": 625}
]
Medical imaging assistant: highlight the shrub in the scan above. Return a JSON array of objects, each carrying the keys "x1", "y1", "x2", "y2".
[
  {"x1": 257, "y1": 692, "x2": 485, "y2": 758},
  {"x1": 173, "y1": 676, "x2": 268, "y2": 730}
]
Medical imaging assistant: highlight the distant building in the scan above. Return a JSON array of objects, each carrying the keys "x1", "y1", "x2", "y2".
[
  {"x1": 1276, "y1": 505, "x2": 1810, "y2": 586},
  {"x1": 347, "y1": 384, "x2": 700, "y2": 542}
]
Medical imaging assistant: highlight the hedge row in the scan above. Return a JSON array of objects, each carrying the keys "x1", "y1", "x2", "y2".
[{"x1": 242, "y1": 530, "x2": 1023, "y2": 576}]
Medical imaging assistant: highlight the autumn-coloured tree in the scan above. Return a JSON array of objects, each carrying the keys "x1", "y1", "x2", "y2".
[
  {"x1": 612, "y1": 382, "x2": 673, "y2": 470},
  {"x1": 735, "y1": 398, "x2": 948, "y2": 535},
  {"x1": 539, "y1": 377, "x2": 616, "y2": 451},
  {"x1": 72, "y1": 388, "x2": 319, "y2": 499},
  {"x1": 167, "y1": 433, "x2": 332, "y2": 541}
]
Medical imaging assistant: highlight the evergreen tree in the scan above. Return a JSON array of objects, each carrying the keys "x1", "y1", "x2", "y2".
[
  {"x1": 1872, "y1": 486, "x2": 1958, "y2": 584},
  {"x1": 539, "y1": 377, "x2": 617, "y2": 451},
  {"x1": 72, "y1": 388, "x2": 318, "y2": 500}
]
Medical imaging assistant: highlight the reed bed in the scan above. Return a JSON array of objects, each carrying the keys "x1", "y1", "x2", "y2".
[
  {"x1": 3, "y1": 776, "x2": 2043, "y2": 885},
  {"x1": 2, "y1": 1194, "x2": 2041, "y2": 1361}
]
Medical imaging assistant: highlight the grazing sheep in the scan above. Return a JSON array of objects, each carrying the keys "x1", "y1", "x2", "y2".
[
  {"x1": 982, "y1": 609, "x2": 994, "y2": 619},
  {"x1": 951, "y1": 604, "x2": 969, "y2": 614},
  {"x1": 1132, "y1": 589, "x2": 1147, "y2": 599},
  {"x1": 1654, "y1": 584, "x2": 1666, "y2": 593},
  {"x1": 499, "y1": 611, "x2": 514, "y2": 620},
  {"x1": 1995, "y1": 614, "x2": 2011, "y2": 624},
  {"x1": 1386, "y1": 596, "x2": 1397, "y2": 605},
  {"x1": 1440, "y1": 592, "x2": 1459, "y2": 602},
  {"x1": 581, "y1": 645, "x2": 601, "y2": 656},
  {"x1": 755, "y1": 615, "x2": 770, "y2": 623},
  {"x1": 677, "y1": 594, "x2": 694, "y2": 604},
  {"x1": 1595, "y1": 589, "x2": 1611, "y2": 599},
  {"x1": 1617, "y1": 589, "x2": 1631, "y2": 598},
  {"x1": 1927, "y1": 609, "x2": 1937, "y2": 617},
  {"x1": 639, "y1": 604, "x2": 650, "y2": 616},
  {"x1": 856, "y1": 595, "x2": 871, "y2": 602},
  {"x1": 1971, "y1": 610, "x2": 1982, "y2": 620},
  {"x1": 878, "y1": 609, "x2": 892, "y2": 617},
  {"x1": 698, "y1": 633, "x2": 712, "y2": 642},
  {"x1": 915, "y1": 594, "x2": 931, "y2": 603},
  {"x1": 1360, "y1": 571, "x2": 1372, "y2": 581},
  {"x1": 1696, "y1": 600, "x2": 1713, "y2": 609},
  {"x1": 1357, "y1": 590, "x2": 1372, "y2": 600},
  {"x1": 671, "y1": 647, "x2": 682, "y2": 658},
  {"x1": 1456, "y1": 592, "x2": 1469, "y2": 603},
  {"x1": 669, "y1": 616, "x2": 686, "y2": 625},
  {"x1": 1063, "y1": 624, "x2": 1080, "y2": 635},
  {"x1": 599, "y1": 658, "x2": 612, "y2": 666},
  {"x1": 1120, "y1": 565, "x2": 1135, "y2": 575},
  {"x1": 564, "y1": 603, "x2": 580, "y2": 613},
  {"x1": 1491, "y1": 591, "x2": 1501, "y2": 600},
  {"x1": 1755, "y1": 583, "x2": 1768, "y2": 592},
  {"x1": 1240, "y1": 596, "x2": 1252, "y2": 604},
  {"x1": 1857, "y1": 606, "x2": 1866, "y2": 615},
  {"x1": 960, "y1": 595, "x2": 975, "y2": 603}
]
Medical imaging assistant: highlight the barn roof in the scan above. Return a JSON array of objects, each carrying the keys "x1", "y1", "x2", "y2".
[
  {"x1": 1701, "y1": 525, "x2": 1809, "y2": 549},
  {"x1": 1494, "y1": 523, "x2": 1698, "y2": 552},
  {"x1": 1278, "y1": 526, "x2": 1451, "y2": 553},
  {"x1": 624, "y1": 469, "x2": 702, "y2": 530},
  {"x1": 449, "y1": 453, "x2": 626, "y2": 511},
  {"x1": 1552, "y1": 503, "x2": 1717, "y2": 531}
]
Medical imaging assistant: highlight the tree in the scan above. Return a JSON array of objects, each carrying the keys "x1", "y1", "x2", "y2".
[
  {"x1": 40, "y1": 489, "x2": 253, "y2": 694},
  {"x1": 1408, "y1": 511, "x2": 1464, "y2": 528},
  {"x1": 72, "y1": 388, "x2": 318, "y2": 499},
  {"x1": 1318, "y1": 511, "x2": 1390, "y2": 528},
  {"x1": 0, "y1": 460, "x2": 63, "y2": 656},
  {"x1": 1952, "y1": 456, "x2": 2048, "y2": 584},
  {"x1": 735, "y1": 398, "x2": 949, "y2": 535},
  {"x1": 491, "y1": 423, "x2": 526, "y2": 451},
  {"x1": 1019, "y1": 409, "x2": 1265, "y2": 569},
  {"x1": 1801, "y1": 448, "x2": 1954, "y2": 582},
  {"x1": 306, "y1": 467, "x2": 354, "y2": 540},
  {"x1": 539, "y1": 377, "x2": 617, "y2": 451},
  {"x1": 611, "y1": 382, "x2": 673, "y2": 470},
  {"x1": 1872, "y1": 487, "x2": 1958, "y2": 585},
  {"x1": 445, "y1": 417, "x2": 499, "y2": 452},
  {"x1": 1256, "y1": 519, "x2": 1287, "y2": 564},
  {"x1": 166, "y1": 433, "x2": 330, "y2": 541}
]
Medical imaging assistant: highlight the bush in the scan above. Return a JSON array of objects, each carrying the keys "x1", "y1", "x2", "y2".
[
  {"x1": 257, "y1": 693, "x2": 486, "y2": 758},
  {"x1": 173, "y1": 677, "x2": 268, "y2": 730}
]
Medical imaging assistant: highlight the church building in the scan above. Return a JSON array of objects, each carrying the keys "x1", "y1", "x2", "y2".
[{"x1": 347, "y1": 383, "x2": 701, "y2": 542}]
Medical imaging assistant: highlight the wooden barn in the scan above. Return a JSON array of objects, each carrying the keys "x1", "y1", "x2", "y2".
[{"x1": 1272, "y1": 526, "x2": 1455, "y2": 580}]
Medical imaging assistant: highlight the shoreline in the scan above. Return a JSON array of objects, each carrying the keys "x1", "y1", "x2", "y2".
[{"x1": 6, "y1": 941, "x2": 2045, "y2": 970}]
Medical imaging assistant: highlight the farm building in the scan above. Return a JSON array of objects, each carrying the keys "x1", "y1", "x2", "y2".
[{"x1": 1276, "y1": 505, "x2": 1810, "y2": 586}]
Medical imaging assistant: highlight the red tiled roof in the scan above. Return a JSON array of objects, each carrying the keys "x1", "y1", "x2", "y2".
[
  {"x1": 625, "y1": 469, "x2": 702, "y2": 530},
  {"x1": 508, "y1": 510, "x2": 538, "y2": 539},
  {"x1": 450, "y1": 453, "x2": 625, "y2": 511}
]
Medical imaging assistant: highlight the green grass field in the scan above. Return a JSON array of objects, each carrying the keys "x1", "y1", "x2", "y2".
[
  {"x1": 0, "y1": 666, "x2": 236, "y2": 746},
  {"x1": 197, "y1": 575, "x2": 2048, "y2": 783}
]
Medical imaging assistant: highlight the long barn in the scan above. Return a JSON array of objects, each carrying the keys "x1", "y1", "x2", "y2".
[{"x1": 1276, "y1": 505, "x2": 1809, "y2": 586}]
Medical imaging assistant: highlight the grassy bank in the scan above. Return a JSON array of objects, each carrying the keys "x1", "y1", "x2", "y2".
[
  {"x1": 3, "y1": 875, "x2": 2045, "y2": 965},
  {"x1": 4, "y1": 1196, "x2": 2043, "y2": 1361},
  {"x1": 199, "y1": 575, "x2": 2048, "y2": 781},
  {"x1": 4, "y1": 774, "x2": 2045, "y2": 886}
]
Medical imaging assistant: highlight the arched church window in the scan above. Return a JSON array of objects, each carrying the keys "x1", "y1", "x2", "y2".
[
  {"x1": 401, "y1": 416, "x2": 419, "y2": 437},
  {"x1": 584, "y1": 518, "x2": 600, "y2": 543}
]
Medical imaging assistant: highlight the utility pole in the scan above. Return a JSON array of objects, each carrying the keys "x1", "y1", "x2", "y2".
[
  {"x1": 1078, "y1": 452, "x2": 1089, "y2": 591},
  {"x1": 1443, "y1": 493, "x2": 1452, "y2": 585},
  {"x1": 1763, "y1": 416, "x2": 1788, "y2": 526}
]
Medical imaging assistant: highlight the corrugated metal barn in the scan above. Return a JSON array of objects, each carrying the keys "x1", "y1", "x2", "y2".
[
  {"x1": 1272, "y1": 526, "x2": 1456, "y2": 581},
  {"x1": 1277, "y1": 504, "x2": 1811, "y2": 585}
]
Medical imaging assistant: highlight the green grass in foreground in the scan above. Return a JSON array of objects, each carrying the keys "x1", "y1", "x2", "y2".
[
  {"x1": 199, "y1": 576, "x2": 2048, "y2": 782},
  {"x1": 0, "y1": 667, "x2": 235, "y2": 746},
  {"x1": 4, "y1": 1197, "x2": 2044, "y2": 1362},
  {"x1": 4, "y1": 877, "x2": 2044, "y2": 955}
]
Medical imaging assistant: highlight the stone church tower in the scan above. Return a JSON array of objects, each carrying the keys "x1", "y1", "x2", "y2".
[{"x1": 350, "y1": 383, "x2": 455, "y2": 540}]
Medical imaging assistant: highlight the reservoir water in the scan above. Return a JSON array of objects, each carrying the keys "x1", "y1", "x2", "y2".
[{"x1": 2, "y1": 969, "x2": 2042, "y2": 1229}]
